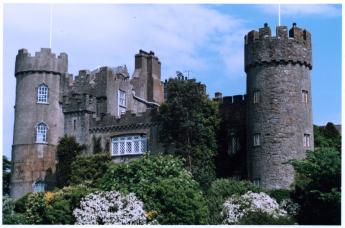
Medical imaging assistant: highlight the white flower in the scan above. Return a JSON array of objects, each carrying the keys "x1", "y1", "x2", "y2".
[
  {"x1": 221, "y1": 191, "x2": 288, "y2": 224},
  {"x1": 73, "y1": 191, "x2": 147, "y2": 225}
]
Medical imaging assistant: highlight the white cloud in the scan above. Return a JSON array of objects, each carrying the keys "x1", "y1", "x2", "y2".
[
  {"x1": 3, "y1": 4, "x2": 249, "y2": 157},
  {"x1": 5, "y1": 4, "x2": 247, "y2": 78},
  {"x1": 258, "y1": 4, "x2": 341, "y2": 17}
]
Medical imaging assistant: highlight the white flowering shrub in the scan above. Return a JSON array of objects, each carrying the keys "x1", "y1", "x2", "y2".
[
  {"x1": 73, "y1": 191, "x2": 147, "y2": 225},
  {"x1": 221, "y1": 191, "x2": 288, "y2": 224}
]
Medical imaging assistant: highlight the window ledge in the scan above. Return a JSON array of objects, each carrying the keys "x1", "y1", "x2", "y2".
[
  {"x1": 36, "y1": 102, "x2": 49, "y2": 105},
  {"x1": 35, "y1": 141, "x2": 48, "y2": 144},
  {"x1": 111, "y1": 153, "x2": 144, "y2": 157}
]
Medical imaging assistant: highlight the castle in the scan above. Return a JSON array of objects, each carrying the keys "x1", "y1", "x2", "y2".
[{"x1": 11, "y1": 23, "x2": 314, "y2": 199}]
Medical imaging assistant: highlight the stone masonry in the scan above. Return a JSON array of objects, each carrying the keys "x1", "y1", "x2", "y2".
[{"x1": 11, "y1": 23, "x2": 314, "y2": 198}]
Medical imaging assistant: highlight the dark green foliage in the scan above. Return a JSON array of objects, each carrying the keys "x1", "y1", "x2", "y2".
[
  {"x1": 44, "y1": 185, "x2": 95, "y2": 224},
  {"x1": 289, "y1": 148, "x2": 341, "y2": 225},
  {"x1": 69, "y1": 153, "x2": 112, "y2": 188},
  {"x1": 288, "y1": 123, "x2": 341, "y2": 225},
  {"x1": 157, "y1": 75, "x2": 220, "y2": 188},
  {"x1": 206, "y1": 178, "x2": 263, "y2": 224},
  {"x1": 268, "y1": 189, "x2": 291, "y2": 203},
  {"x1": 238, "y1": 210, "x2": 295, "y2": 225},
  {"x1": 24, "y1": 192, "x2": 46, "y2": 224},
  {"x1": 14, "y1": 193, "x2": 30, "y2": 213},
  {"x1": 92, "y1": 135, "x2": 104, "y2": 153},
  {"x1": 3, "y1": 155, "x2": 11, "y2": 196},
  {"x1": 3, "y1": 196, "x2": 26, "y2": 224},
  {"x1": 56, "y1": 135, "x2": 85, "y2": 188},
  {"x1": 12, "y1": 185, "x2": 94, "y2": 224},
  {"x1": 100, "y1": 154, "x2": 209, "y2": 224},
  {"x1": 314, "y1": 122, "x2": 341, "y2": 151}
]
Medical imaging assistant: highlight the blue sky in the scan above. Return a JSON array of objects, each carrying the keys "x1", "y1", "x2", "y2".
[{"x1": 3, "y1": 4, "x2": 342, "y2": 158}]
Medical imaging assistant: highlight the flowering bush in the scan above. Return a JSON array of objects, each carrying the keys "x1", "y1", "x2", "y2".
[
  {"x1": 100, "y1": 154, "x2": 209, "y2": 224},
  {"x1": 73, "y1": 191, "x2": 147, "y2": 225},
  {"x1": 221, "y1": 191, "x2": 288, "y2": 224}
]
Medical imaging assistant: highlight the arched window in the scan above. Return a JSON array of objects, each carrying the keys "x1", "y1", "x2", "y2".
[
  {"x1": 37, "y1": 84, "x2": 48, "y2": 103},
  {"x1": 36, "y1": 122, "x2": 48, "y2": 143},
  {"x1": 32, "y1": 177, "x2": 45, "y2": 192}
]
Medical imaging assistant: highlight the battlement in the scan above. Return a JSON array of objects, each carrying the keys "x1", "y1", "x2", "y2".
[
  {"x1": 245, "y1": 23, "x2": 312, "y2": 72},
  {"x1": 15, "y1": 48, "x2": 68, "y2": 76},
  {"x1": 214, "y1": 94, "x2": 247, "y2": 105}
]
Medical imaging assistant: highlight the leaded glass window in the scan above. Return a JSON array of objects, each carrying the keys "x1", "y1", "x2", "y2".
[
  {"x1": 111, "y1": 135, "x2": 147, "y2": 156},
  {"x1": 37, "y1": 84, "x2": 48, "y2": 103},
  {"x1": 36, "y1": 122, "x2": 48, "y2": 143}
]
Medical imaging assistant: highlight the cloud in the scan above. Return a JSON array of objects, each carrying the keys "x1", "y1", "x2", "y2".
[
  {"x1": 3, "y1": 4, "x2": 249, "y2": 157},
  {"x1": 4, "y1": 4, "x2": 247, "y2": 78},
  {"x1": 258, "y1": 4, "x2": 341, "y2": 17}
]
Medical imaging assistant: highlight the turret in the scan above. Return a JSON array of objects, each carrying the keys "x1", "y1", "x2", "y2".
[
  {"x1": 11, "y1": 48, "x2": 67, "y2": 198},
  {"x1": 245, "y1": 23, "x2": 313, "y2": 189}
]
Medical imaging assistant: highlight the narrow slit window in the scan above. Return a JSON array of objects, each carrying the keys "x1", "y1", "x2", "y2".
[
  {"x1": 304, "y1": 134, "x2": 310, "y2": 147},
  {"x1": 253, "y1": 133, "x2": 261, "y2": 147},
  {"x1": 118, "y1": 90, "x2": 126, "y2": 115},
  {"x1": 302, "y1": 90, "x2": 308, "y2": 103},
  {"x1": 253, "y1": 90, "x2": 260, "y2": 104}
]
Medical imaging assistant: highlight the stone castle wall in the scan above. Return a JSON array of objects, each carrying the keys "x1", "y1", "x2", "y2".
[
  {"x1": 11, "y1": 23, "x2": 315, "y2": 198},
  {"x1": 11, "y1": 48, "x2": 67, "y2": 198},
  {"x1": 245, "y1": 23, "x2": 313, "y2": 189}
]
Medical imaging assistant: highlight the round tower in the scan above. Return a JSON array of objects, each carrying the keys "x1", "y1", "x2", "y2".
[
  {"x1": 245, "y1": 23, "x2": 313, "y2": 189},
  {"x1": 11, "y1": 48, "x2": 68, "y2": 198}
]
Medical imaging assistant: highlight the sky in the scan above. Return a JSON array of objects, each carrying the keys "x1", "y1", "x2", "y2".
[{"x1": 2, "y1": 4, "x2": 342, "y2": 158}]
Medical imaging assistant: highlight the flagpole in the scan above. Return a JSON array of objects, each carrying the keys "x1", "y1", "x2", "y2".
[
  {"x1": 49, "y1": 4, "x2": 53, "y2": 48},
  {"x1": 278, "y1": 4, "x2": 281, "y2": 26}
]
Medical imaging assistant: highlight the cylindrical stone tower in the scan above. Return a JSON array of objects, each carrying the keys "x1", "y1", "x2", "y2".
[
  {"x1": 245, "y1": 23, "x2": 313, "y2": 189},
  {"x1": 11, "y1": 48, "x2": 68, "y2": 198}
]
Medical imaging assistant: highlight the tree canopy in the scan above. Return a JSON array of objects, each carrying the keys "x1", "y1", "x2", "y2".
[{"x1": 156, "y1": 73, "x2": 220, "y2": 187}]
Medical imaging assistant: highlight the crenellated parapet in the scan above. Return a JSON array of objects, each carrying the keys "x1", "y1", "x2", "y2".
[
  {"x1": 15, "y1": 48, "x2": 68, "y2": 76},
  {"x1": 244, "y1": 23, "x2": 312, "y2": 73},
  {"x1": 214, "y1": 94, "x2": 247, "y2": 106}
]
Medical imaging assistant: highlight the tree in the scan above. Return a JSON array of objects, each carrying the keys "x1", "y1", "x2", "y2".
[
  {"x1": 157, "y1": 73, "x2": 220, "y2": 187},
  {"x1": 314, "y1": 122, "x2": 341, "y2": 151},
  {"x1": 289, "y1": 148, "x2": 341, "y2": 225},
  {"x1": 69, "y1": 153, "x2": 112, "y2": 188},
  {"x1": 3, "y1": 155, "x2": 11, "y2": 196},
  {"x1": 56, "y1": 135, "x2": 85, "y2": 188},
  {"x1": 92, "y1": 135, "x2": 103, "y2": 153},
  {"x1": 100, "y1": 154, "x2": 209, "y2": 224}
]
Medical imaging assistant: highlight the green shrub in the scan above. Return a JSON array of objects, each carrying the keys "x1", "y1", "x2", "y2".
[
  {"x1": 238, "y1": 210, "x2": 295, "y2": 225},
  {"x1": 289, "y1": 148, "x2": 341, "y2": 225},
  {"x1": 3, "y1": 196, "x2": 26, "y2": 224},
  {"x1": 269, "y1": 189, "x2": 291, "y2": 203},
  {"x1": 24, "y1": 192, "x2": 46, "y2": 224},
  {"x1": 44, "y1": 185, "x2": 96, "y2": 224},
  {"x1": 207, "y1": 178, "x2": 263, "y2": 224},
  {"x1": 100, "y1": 154, "x2": 209, "y2": 224},
  {"x1": 56, "y1": 135, "x2": 85, "y2": 188},
  {"x1": 14, "y1": 193, "x2": 30, "y2": 213},
  {"x1": 11, "y1": 185, "x2": 94, "y2": 224},
  {"x1": 69, "y1": 153, "x2": 112, "y2": 188}
]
